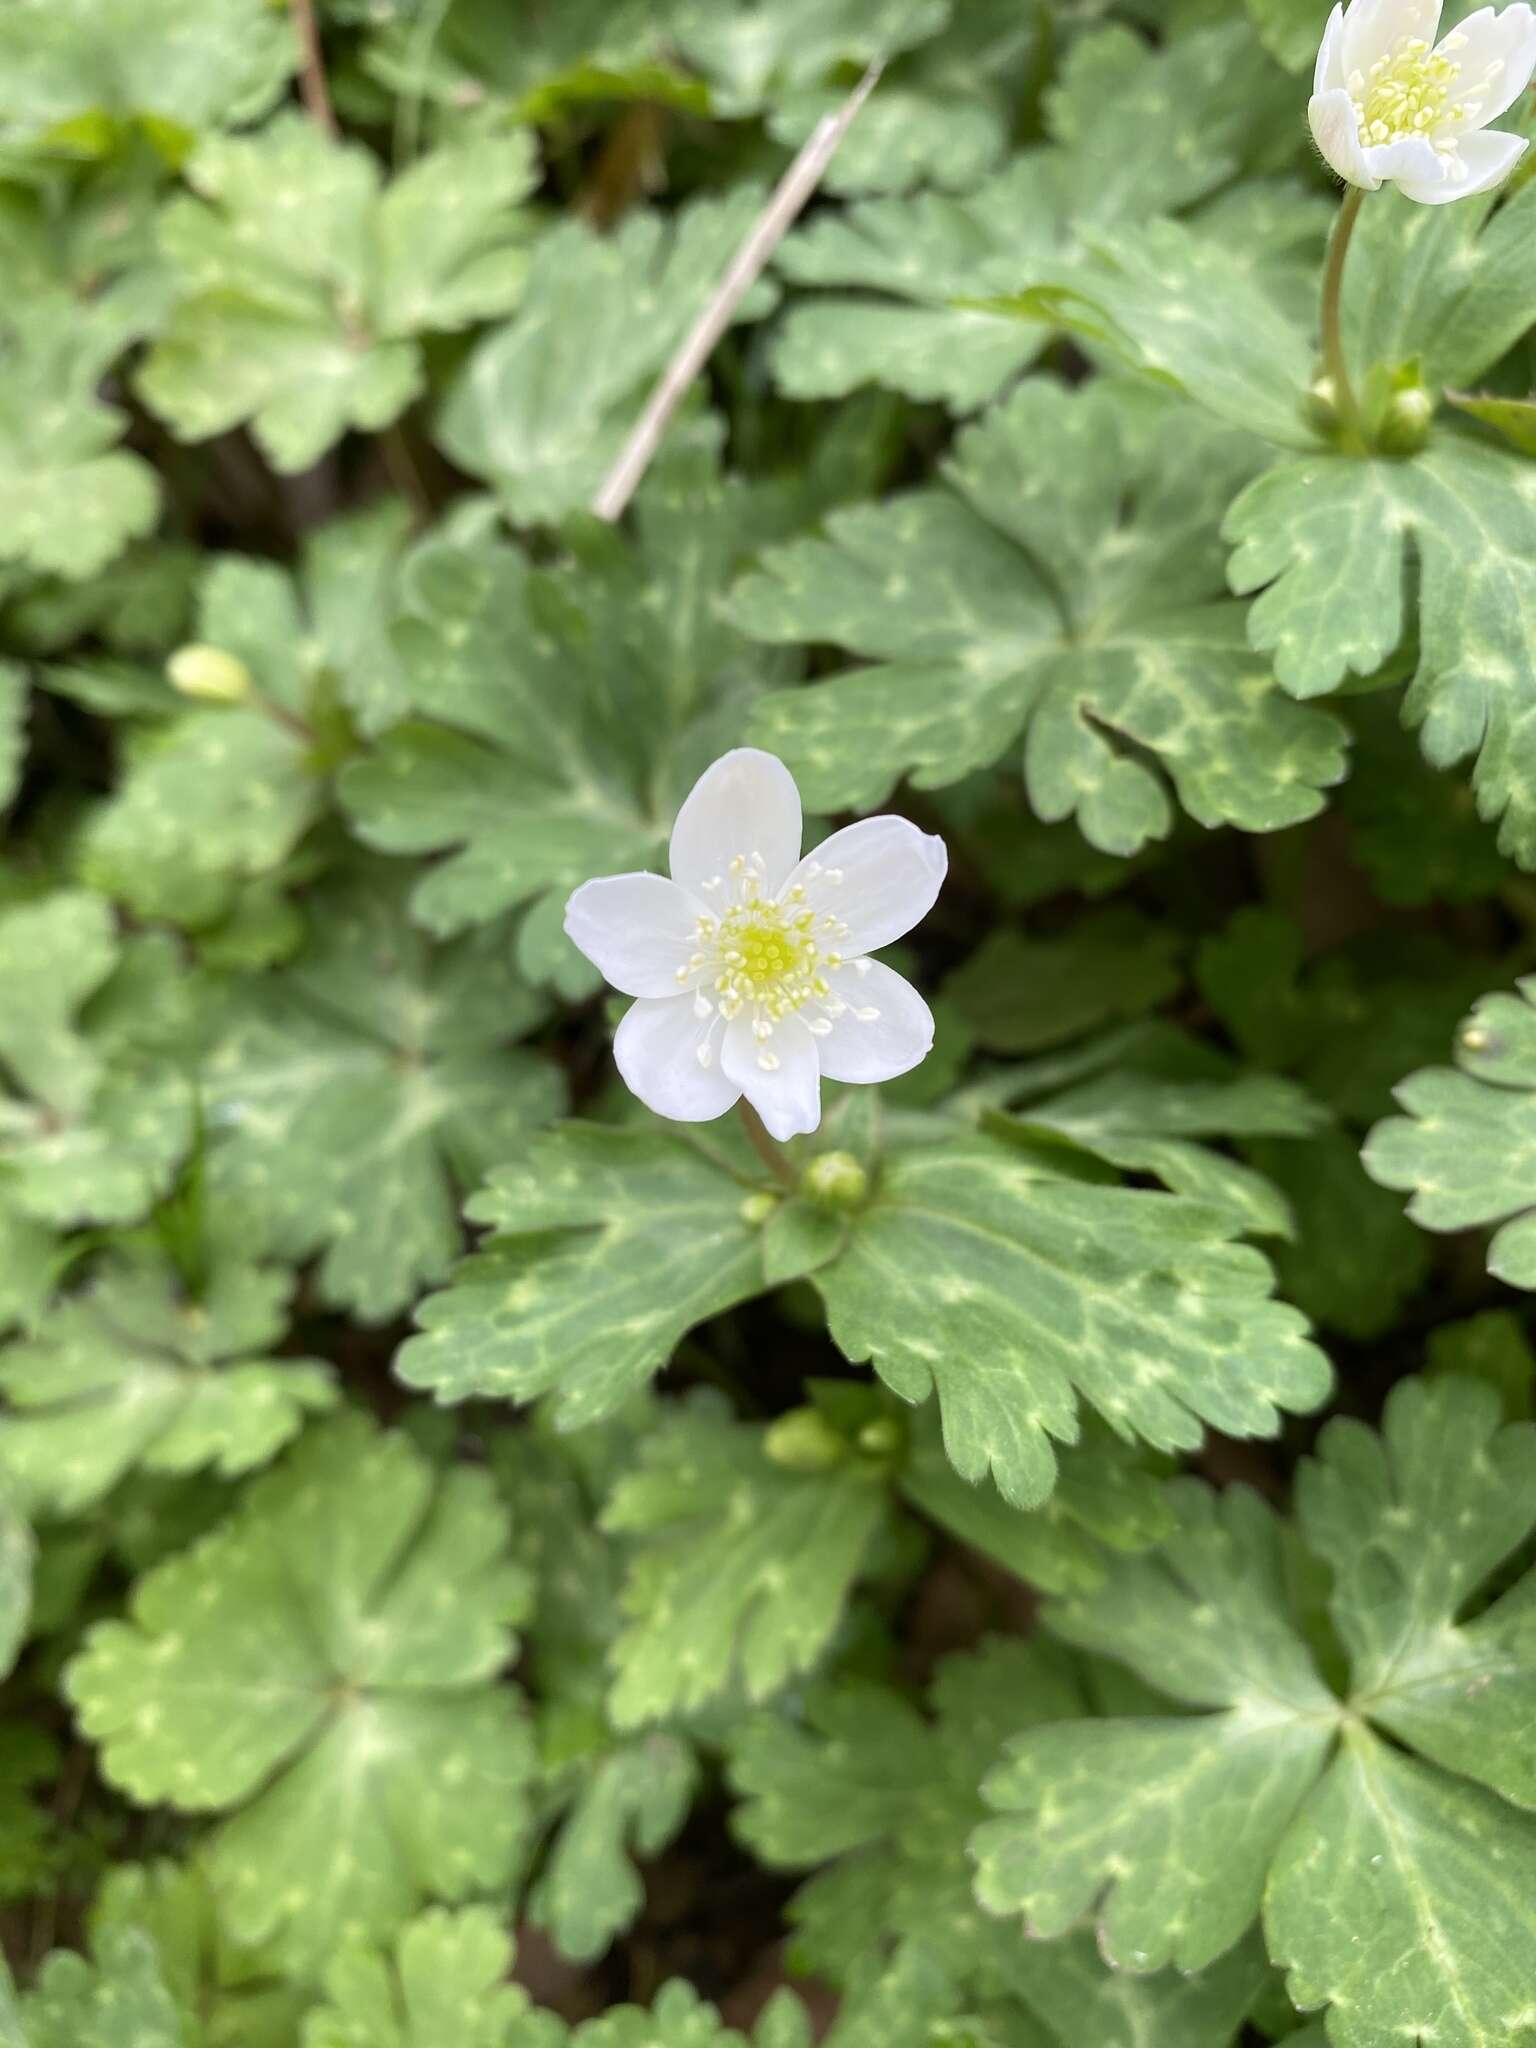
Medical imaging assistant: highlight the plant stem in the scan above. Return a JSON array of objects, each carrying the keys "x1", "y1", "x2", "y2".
[
  {"x1": 738, "y1": 1099, "x2": 796, "y2": 1189},
  {"x1": 291, "y1": 0, "x2": 339, "y2": 139},
  {"x1": 1320, "y1": 184, "x2": 1367, "y2": 452}
]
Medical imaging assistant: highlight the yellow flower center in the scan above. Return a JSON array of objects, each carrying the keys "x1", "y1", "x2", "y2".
[
  {"x1": 675, "y1": 850, "x2": 875, "y2": 1073},
  {"x1": 1348, "y1": 30, "x2": 1494, "y2": 151}
]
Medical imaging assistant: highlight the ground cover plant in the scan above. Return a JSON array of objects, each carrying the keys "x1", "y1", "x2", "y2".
[{"x1": 6, "y1": 0, "x2": 1536, "y2": 2041}]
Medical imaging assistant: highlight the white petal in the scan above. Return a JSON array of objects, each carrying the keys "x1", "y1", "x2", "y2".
[
  {"x1": 668, "y1": 749, "x2": 802, "y2": 893},
  {"x1": 564, "y1": 873, "x2": 704, "y2": 997},
  {"x1": 816, "y1": 961, "x2": 935, "y2": 1085},
  {"x1": 721, "y1": 1012, "x2": 822, "y2": 1141},
  {"x1": 785, "y1": 816, "x2": 947, "y2": 956},
  {"x1": 1409, "y1": 123, "x2": 1529, "y2": 196},
  {"x1": 1310, "y1": 87, "x2": 1380, "y2": 185},
  {"x1": 614, "y1": 994, "x2": 739, "y2": 1124},
  {"x1": 1342, "y1": 0, "x2": 1442, "y2": 77},
  {"x1": 1363, "y1": 131, "x2": 1450, "y2": 195},
  {"x1": 1315, "y1": 3, "x2": 1348, "y2": 92},
  {"x1": 1438, "y1": 4, "x2": 1536, "y2": 127}
]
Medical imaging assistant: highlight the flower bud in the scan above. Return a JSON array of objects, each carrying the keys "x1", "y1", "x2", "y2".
[
  {"x1": 1375, "y1": 382, "x2": 1435, "y2": 456},
  {"x1": 764, "y1": 1406, "x2": 847, "y2": 1472},
  {"x1": 739, "y1": 1190, "x2": 779, "y2": 1227},
  {"x1": 1305, "y1": 374, "x2": 1339, "y2": 437},
  {"x1": 167, "y1": 643, "x2": 252, "y2": 705},
  {"x1": 855, "y1": 1416, "x2": 902, "y2": 1461},
  {"x1": 801, "y1": 1150, "x2": 869, "y2": 1211}
]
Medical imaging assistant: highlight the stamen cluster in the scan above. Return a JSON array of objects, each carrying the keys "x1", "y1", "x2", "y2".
[
  {"x1": 677, "y1": 853, "x2": 876, "y2": 1073},
  {"x1": 1348, "y1": 30, "x2": 1496, "y2": 162}
]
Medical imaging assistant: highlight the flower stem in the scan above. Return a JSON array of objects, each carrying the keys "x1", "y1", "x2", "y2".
[
  {"x1": 738, "y1": 1100, "x2": 796, "y2": 1189},
  {"x1": 1320, "y1": 185, "x2": 1367, "y2": 453}
]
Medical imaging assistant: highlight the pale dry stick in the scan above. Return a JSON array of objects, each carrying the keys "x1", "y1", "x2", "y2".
[
  {"x1": 591, "y1": 61, "x2": 884, "y2": 523},
  {"x1": 291, "y1": 0, "x2": 340, "y2": 139}
]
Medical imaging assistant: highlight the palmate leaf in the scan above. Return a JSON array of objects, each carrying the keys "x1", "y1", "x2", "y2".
[
  {"x1": 0, "y1": 892, "x2": 192, "y2": 1231},
  {"x1": 401, "y1": 1114, "x2": 1327, "y2": 1511},
  {"x1": 0, "y1": 0, "x2": 291, "y2": 157},
  {"x1": 769, "y1": 21, "x2": 1299, "y2": 410},
  {"x1": 22, "y1": 1927, "x2": 184, "y2": 2048},
  {"x1": 79, "y1": 506, "x2": 414, "y2": 927},
  {"x1": 729, "y1": 1638, "x2": 1271, "y2": 2045},
  {"x1": 341, "y1": 440, "x2": 795, "y2": 977},
  {"x1": 93, "y1": 1859, "x2": 309, "y2": 2048},
  {"x1": 599, "y1": 1392, "x2": 894, "y2": 1727},
  {"x1": 0, "y1": 1248, "x2": 335, "y2": 1516},
  {"x1": 0, "y1": 293, "x2": 159, "y2": 580},
  {"x1": 435, "y1": 187, "x2": 775, "y2": 524},
  {"x1": 973, "y1": 1376, "x2": 1536, "y2": 2047},
  {"x1": 736, "y1": 379, "x2": 1345, "y2": 854},
  {"x1": 66, "y1": 1412, "x2": 536, "y2": 1980},
  {"x1": 1363, "y1": 978, "x2": 1536, "y2": 1288},
  {"x1": 1227, "y1": 432, "x2": 1536, "y2": 865},
  {"x1": 303, "y1": 1907, "x2": 547, "y2": 2048},
  {"x1": 201, "y1": 864, "x2": 563, "y2": 1320},
  {"x1": 137, "y1": 115, "x2": 538, "y2": 472},
  {"x1": 530, "y1": 1733, "x2": 699, "y2": 1961}
]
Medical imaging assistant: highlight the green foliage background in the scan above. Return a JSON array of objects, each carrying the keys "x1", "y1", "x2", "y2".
[{"x1": 4, "y1": 0, "x2": 1536, "y2": 2041}]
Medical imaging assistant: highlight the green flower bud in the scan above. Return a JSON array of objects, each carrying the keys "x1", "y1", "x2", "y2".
[
  {"x1": 739, "y1": 1190, "x2": 779, "y2": 1226},
  {"x1": 764, "y1": 1406, "x2": 847, "y2": 1472},
  {"x1": 1375, "y1": 382, "x2": 1435, "y2": 456},
  {"x1": 801, "y1": 1150, "x2": 869, "y2": 1211},
  {"x1": 167, "y1": 643, "x2": 252, "y2": 705},
  {"x1": 856, "y1": 1416, "x2": 902, "y2": 1460}
]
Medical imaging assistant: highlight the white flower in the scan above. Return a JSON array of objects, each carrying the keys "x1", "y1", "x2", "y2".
[
  {"x1": 1310, "y1": 0, "x2": 1536, "y2": 202},
  {"x1": 564, "y1": 749, "x2": 947, "y2": 1141}
]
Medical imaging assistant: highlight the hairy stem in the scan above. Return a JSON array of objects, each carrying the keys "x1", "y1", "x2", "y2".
[
  {"x1": 1320, "y1": 184, "x2": 1367, "y2": 452},
  {"x1": 738, "y1": 1099, "x2": 797, "y2": 1189}
]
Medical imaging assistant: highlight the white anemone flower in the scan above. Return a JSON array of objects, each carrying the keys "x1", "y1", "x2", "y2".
[
  {"x1": 1310, "y1": 0, "x2": 1536, "y2": 202},
  {"x1": 564, "y1": 749, "x2": 947, "y2": 1141}
]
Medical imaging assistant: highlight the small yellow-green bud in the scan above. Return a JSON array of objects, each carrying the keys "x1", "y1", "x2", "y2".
[
  {"x1": 1376, "y1": 382, "x2": 1435, "y2": 456},
  {"x1": 1304, "y1": 374, "x2": 1339, "y2": 434},
  {"x1": 167, "y1": 643, "x2": 252, "y2": 705},
  {"x1": 801, "y1": 1150, "x2": 869, "y2": 1211},
  {"x1": 739, "y1": 1190, "x2": 779, "y2": 1227},
  {"x1": 856, "y1": 1416, "x2": 902, "y2": 1460},
  {"x1": 764, "y1": 1406, "x2": 847, "y2": 1472},
  {"x1": 1459, "y1": 1022, "x2": 1493, "y2": 1056}
]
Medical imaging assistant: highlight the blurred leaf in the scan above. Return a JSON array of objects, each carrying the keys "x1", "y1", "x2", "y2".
[{"x1": 66, "y1": 1412, "x2": 536, "y2": 1979}]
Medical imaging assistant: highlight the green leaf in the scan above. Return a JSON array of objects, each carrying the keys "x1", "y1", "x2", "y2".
[
  {"x1": 0, "y1": 296, "x2": 159, "y2": 579},
  {"x1": 23, "y1": 1928, "x2": 183, "y2": 2048},
  {"x1": 66, "y1": 1412, "x2": 536, "y2": 1979},
  {"x1": 341, "y1": 444, "x2": 793, "y2": 957},
  {"x1": 992, "y1": 1929, "x2": 1271, "y2": 2048},
  {"x1": 0, "y1": 1248, "x2": 335, "y2": 1516},
  {"x1": 0, "y1": 1474, "x2": 31, "y2": 1679},
  {"x1": 738, "y1": 380, "x2": 1345, "y2": 852},
  {"x1": 1427, "y1": 1310, "x2": 1536, "y2": 1422},
  {"x1": 973, "y1": 1482, "x2": 1338, "y2": 1971},
  {"x1": 731, "y1": 1636, "x2": 1086, "y2": 1985},
  {"x1": 0, "y1": 0, "x2": 291, "y2": 156},
  {"x1": 1226, "y1": 432, "x2": 1536, "y2": 865},
  {"x1": 1363, "y1": 978, "x2": 1536, "y2": 1287},
  {"x1": 813, "y1": 1130, "x2": 1330, "y2": 1508},
  {"x1": 601, "y1": 1393, "x2": 891, "y2": 1726},
  {"x1": 138, "y1": 116, "x2": 537, "y2": 471},
  {"x1": 303, "y1": 1906, "x2": 541, "y2": 2048},
  {"x1": 1337, "y1": 695, "x2": 1510, "y2": 910},
  {"x1": 93, "y1": 1858, "x2": 309, "y2": 2048},
  {"x1": 974, "y1": 1376, "x2": 1536, "y2": 2040},
  {"x1": 943, "y1": 917, "x2": 1182, "y2": 1057},
  {"x1": 900, "y1": 1408, "x2": 1173, "y2": 1598},
  {"x1": 435, "y1": 188, "x2": 775, "y2": 523},
  {"x1": 1250, "y1": 1130, "x2": 1430, "y2": 1341},
  {"x1": 1297, "y1": 1375, "x2": 1536, "y2": 1807},
  {"x1": 1241, "y1": 0, "x2": 1328, "y2": 70},
  {"x1": 770, "y1": 22, "x2": 1295, "y2": 410},
  {"x1": 530, "y1": 1735, "x2": 699, "y2": 1961},
  {"x1": 1266, "y1": 1729, "x2": 1536, "y2": 2048},
  {"x1": 397, "y1": 1126, "x2": 765, "y2": 1428},
  {"x1": 0, "y1": 893, "x2": 192, "y2": 1229},
  {"x1": 203, "y1": 866, "x2": 562, "y2": 1320}
]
